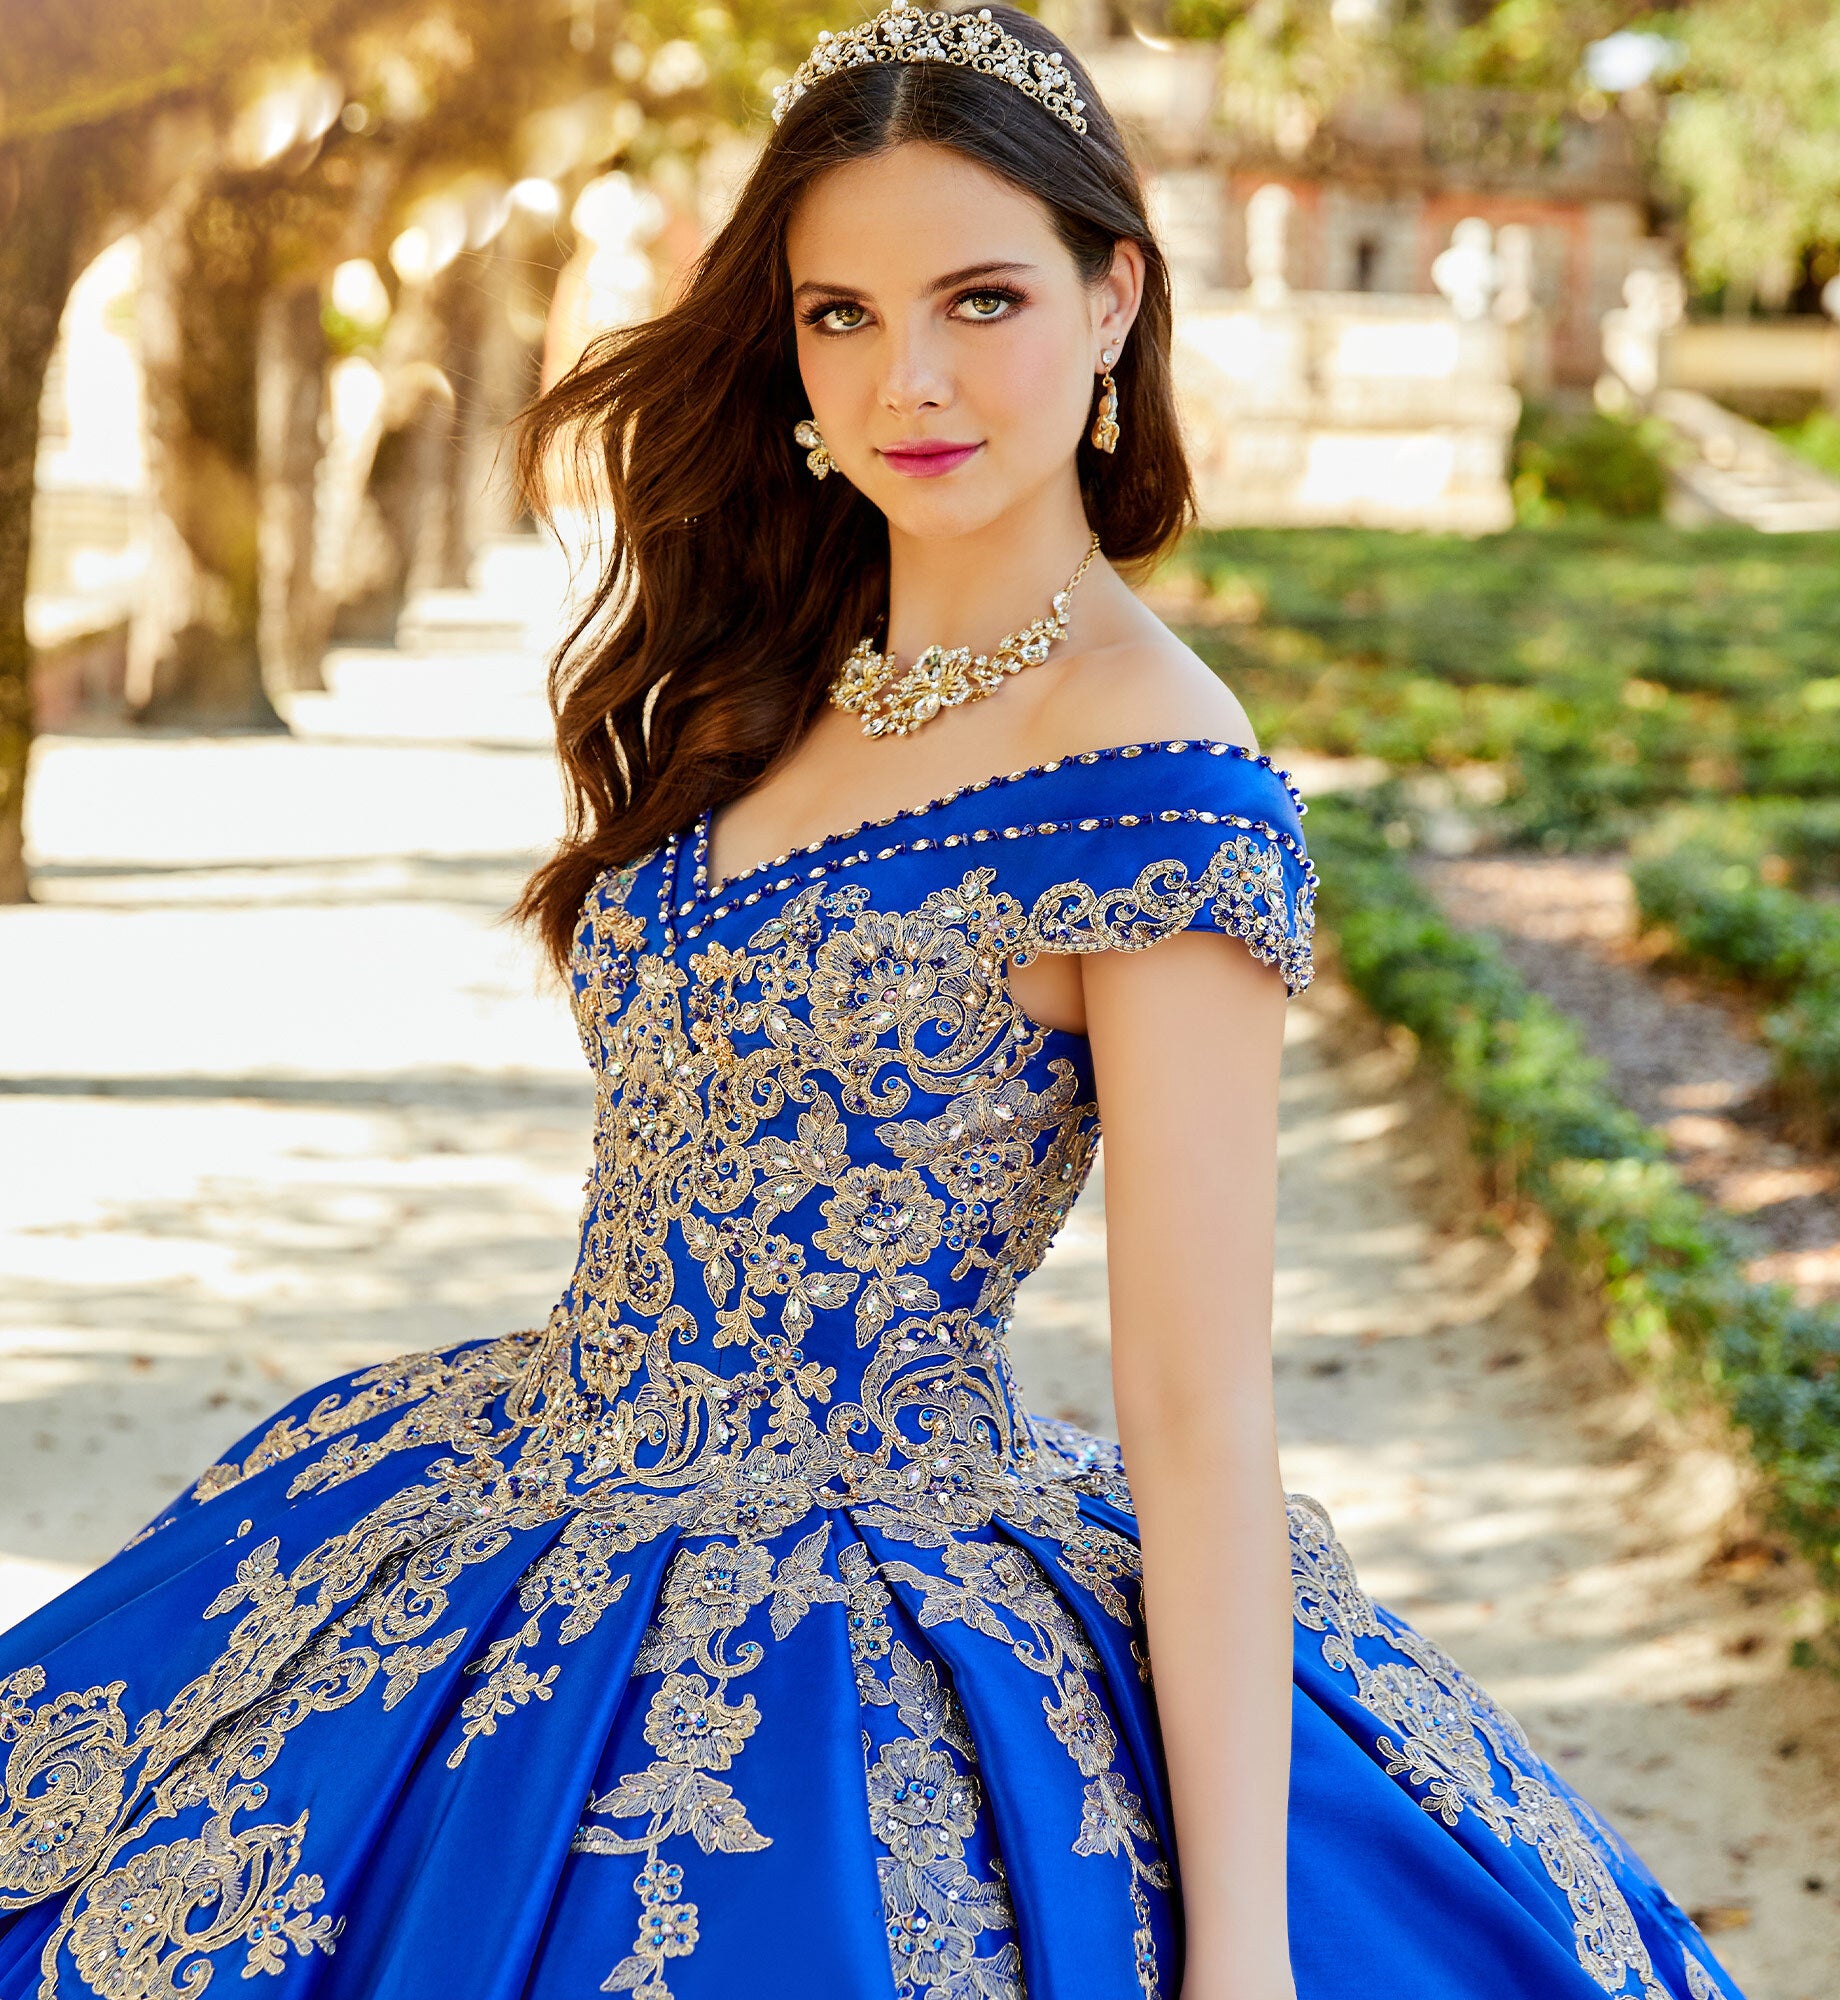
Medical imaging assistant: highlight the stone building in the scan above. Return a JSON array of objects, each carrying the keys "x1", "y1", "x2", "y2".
[{"x1": 1063, "y1": 15, "x2": 1657, "y2": 391}]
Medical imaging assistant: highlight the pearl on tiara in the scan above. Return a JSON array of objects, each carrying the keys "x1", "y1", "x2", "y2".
[{"x1": 771, "y1": 3, "x2": 1090, "y2": 136}]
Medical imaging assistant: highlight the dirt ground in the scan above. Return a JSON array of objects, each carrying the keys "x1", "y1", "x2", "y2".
[{"x1": 3, "y1": 679, "x2": 1837, "y2": 1995}]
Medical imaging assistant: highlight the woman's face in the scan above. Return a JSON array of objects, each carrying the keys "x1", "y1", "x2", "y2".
[{"x1": 784, "y1": 140, "x2": 1142, "y2": 542}]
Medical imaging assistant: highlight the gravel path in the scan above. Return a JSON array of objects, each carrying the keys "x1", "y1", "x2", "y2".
[
  {"x1": 3, "y1": 685, "x2": 1836, "y2": 1995},
  {"x1": 1423, "y1": 855, "x2": 1840, "y2": 1309}
]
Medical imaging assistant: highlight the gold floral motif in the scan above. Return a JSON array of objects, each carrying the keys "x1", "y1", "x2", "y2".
[
  {"x1": 1288, "y1": 1492, "x2": 1671, "y2": 2000},
  {"x1": 62, "y1": 1793, "x2": 341, "y2": 1996},
  {"x1": 868, "y1": 1529, "x2": 1169, "y2": 1994},
  {"x1": 0, "y1": 1670, "x2": 147, "y2": 1906},
  {"x1": 859, "y1": 1643, "x2": 1023, "y2": 2000},
  {"x1": 191, "y1": 1333, "x2": 539, "y2": 1505},
  {"x1": 1023, "y1": 831, "x2": 1314, "y2": 995}
]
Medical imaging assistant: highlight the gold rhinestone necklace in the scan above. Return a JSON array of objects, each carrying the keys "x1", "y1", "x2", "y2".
[{"x1": 829, "y1": 533, "x2": 1103, "y2": 739}]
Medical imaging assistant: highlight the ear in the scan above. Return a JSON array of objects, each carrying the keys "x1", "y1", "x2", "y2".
[{"x1": 1092, "y1": 238, "x2": 1146, "y2": 364}]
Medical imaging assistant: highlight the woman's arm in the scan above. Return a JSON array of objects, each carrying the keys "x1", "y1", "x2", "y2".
[{"x1": 1081, "y1": 930, "x2": 1295, "y2": 2000}]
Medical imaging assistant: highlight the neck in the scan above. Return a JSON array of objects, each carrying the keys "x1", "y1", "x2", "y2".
[{"x1": 881, "y1": 477, "x2": 1097, "y2": 662}]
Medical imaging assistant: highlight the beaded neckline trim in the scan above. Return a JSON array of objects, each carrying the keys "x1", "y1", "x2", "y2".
[
  {"x1": 692, "y1": 736, "x2": 1306, "y2": 908},
  {"x1": 685, "y1": 736, "x2": 1309, "y2": 914}
]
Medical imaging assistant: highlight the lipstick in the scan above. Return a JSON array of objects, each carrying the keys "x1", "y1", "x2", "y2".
[{"x1": 877, "y1": 439, "x2": 983, "y2": 479}]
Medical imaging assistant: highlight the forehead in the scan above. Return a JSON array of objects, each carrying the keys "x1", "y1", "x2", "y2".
[{"x1": 785, "y1": 140, "x2": 1061, "y2": 283}]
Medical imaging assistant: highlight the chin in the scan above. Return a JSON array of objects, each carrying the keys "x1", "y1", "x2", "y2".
[{"x1": 868, "y1": 479, "x2": 1027, "y2": 547}]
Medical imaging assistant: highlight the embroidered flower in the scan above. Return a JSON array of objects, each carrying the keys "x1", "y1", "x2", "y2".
[
  {"x1": 655, "y1": 1538, "x2": 775, "y2": 1639},
  {"x1": 809, "y1": 912, "x2": 969, "y2": 1050},
  {"x1": 865, "y1": 1735, "x2": 980, "y2": 1863},
  {"x1": 815, "y1": 1166, "x2": 944, "y2": 1275},
  {"x1": 634, "y1": 1858, "x2": 685, "y2": 1905},
  {"x1": 636, "y1": 1895, "x2": 700, "y2": 1955},
  {"x1": 642, "y1": 1672, "x2": 761, "y2": 1770}
]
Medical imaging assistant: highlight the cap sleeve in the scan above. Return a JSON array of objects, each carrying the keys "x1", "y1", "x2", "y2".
[{"x1": 997, "y1": 740, "x2": 1316, "y2": 996}]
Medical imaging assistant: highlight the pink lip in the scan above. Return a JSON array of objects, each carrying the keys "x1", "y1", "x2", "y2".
[{"x1": 877, "y1": 440, "x2": 983, "y2": 479}]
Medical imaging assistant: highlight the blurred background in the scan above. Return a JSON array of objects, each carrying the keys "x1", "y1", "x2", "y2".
[{"x1": 5, "y1": 3, "x2": 1840, "y2": 1992}]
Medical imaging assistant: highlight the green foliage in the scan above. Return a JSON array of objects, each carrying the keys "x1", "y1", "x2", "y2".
[
  {"x1": 1630, "y1": 819, "x2": 1840, "y2": 1139},
  {"x1": 1167, "y1": 523, "x2": 1840, "y2": 841},
  {"x1": 1775, "y1": 410, "x2": 1840, "y2": 483},
  {"x1": 1660, "y1": 0, "x2": 1840, "y2": 295},
  {"x1": 1165, "y1": 0, "x2": 1244, "y2": 39},
  {"x1": 1401, "y1": 0, "x2": 1622, "y2": 93},
  {"x1": 1511, "y1": 400, "x2": 1668, "y2": 522},
  {"x1": 1636, "y1": 796, "x2": 1840, "y2": 887},
  {"x1": 1310, "y1": 796, "x2": 1840, "y2": 1640}
]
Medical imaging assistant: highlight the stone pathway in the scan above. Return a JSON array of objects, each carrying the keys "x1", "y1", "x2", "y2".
[
  {"x1": 3, "y1": 683, "x2": 1837, "y2": 1995},
  {"x1": 1424, "y1": 853, "x2": 1840, "y2": 1309}
]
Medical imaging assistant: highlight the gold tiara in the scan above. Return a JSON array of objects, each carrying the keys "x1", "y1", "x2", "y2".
[{"x1": 771, "y1": 3, "x2": 1089, "y2": 136}]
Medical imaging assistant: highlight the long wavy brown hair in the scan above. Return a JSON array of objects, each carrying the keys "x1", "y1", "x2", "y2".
[{"x1": 514, "y1": 5, "x2": 1195, "y2": 971}]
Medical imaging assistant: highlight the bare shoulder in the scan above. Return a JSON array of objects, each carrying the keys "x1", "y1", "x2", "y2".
[{"x1": 1032, "y1": 608, "x2": 1259, "y2": 760}]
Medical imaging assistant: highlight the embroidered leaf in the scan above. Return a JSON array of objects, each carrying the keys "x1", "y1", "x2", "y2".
[
  {"x1": 378, "y1": 1627, "x2": 467, "y2": 1710},
  {"x1": 582, "y1": 1763, "x2": 676, "y2": 1826},
  {"x1": 767, "y1": 1520, "x2": 843, "y2": 1640},
  {"x1": 600, "y1": 1953, "x2": 654, "y2": 1991},
  {"x1": 679, "y1": 1772, "x2": 771, "y2": 1854}
]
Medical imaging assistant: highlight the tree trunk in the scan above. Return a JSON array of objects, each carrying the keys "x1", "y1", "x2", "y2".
[
  {"x1": 0, "y1": 132, "x2": 102, "y2": 903},
  {"x1": 325, "y1": 273, "x2": 457, "y2": 642},
  {"x1": 129, "y1": 180, "x2": 283, "y2": 728},
  {"x1": 440, "y1": 239, "x2": 542, "y2": 582},
  {"x1": 257, "y1": 278, "x2": 331, "y2": 692}
]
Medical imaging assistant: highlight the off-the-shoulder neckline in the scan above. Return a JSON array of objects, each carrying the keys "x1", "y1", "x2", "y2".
[{"x1": 690, "y1": 736, "x2": 1306, "y2": 908}]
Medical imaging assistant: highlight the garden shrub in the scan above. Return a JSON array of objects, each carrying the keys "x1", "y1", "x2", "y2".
[
  {"x1": 1631, "y1": 825, "x2": 1840, "y2": 1140},
  {"x1": 1310, "y1": 796, "x2": 1840, "y2": 1650},
  {"x1": 1511, "y1": 401, "x2": 1669, "y2": 522},
  {"x1": 1166, "y1": 525, "x2": 1840, "y2": 842}
]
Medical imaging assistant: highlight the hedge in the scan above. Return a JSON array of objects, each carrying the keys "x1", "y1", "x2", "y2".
[
  {"x1": 1630, "y1": 814, "x2": 1840, "y2": 1142},
  {"x1": 1165, "y1": 525, "x2": 1840, "y2": 842},
  {"x1": 1310, "y1": 797, "x2": 1840, "y2": 1655}
]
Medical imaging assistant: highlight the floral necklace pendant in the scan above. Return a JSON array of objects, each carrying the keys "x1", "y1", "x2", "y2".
[{"x1": 829, "y1": 533, "x2": 1102, "y2": 738}]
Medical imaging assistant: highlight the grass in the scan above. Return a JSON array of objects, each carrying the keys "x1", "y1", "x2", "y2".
[{"x1": 1165, "y1": 523, "x2": 1840, "y2": 842}]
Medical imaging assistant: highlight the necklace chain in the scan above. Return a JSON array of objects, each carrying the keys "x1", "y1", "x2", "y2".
[{"x1": 829, "y1": 534, "x2": 1103, "y2": 738}]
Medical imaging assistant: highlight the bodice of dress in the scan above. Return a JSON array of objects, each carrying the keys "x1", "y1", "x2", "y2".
[
  {"x1": 0, "y1": 737, "x2": 1744, "y2": 2000},
  {"x1": 527, "y1": 737, "x2": 1314, "y2": 1511}
]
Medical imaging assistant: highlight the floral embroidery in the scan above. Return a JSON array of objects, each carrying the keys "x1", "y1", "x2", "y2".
[
  {"x1": 859, "y1": 1643, "x2": 1022, "y2": 2000},
  {"x1": 1023, "y1": 830, "x2": 1314, "y2": 996},
  {"x1": 1288, "y1": 1493, "x2": 1671, "y2": 2000},
  {"x1": 0, "y1": 1670, "x2": 146, "y2": 1906},
  {"x1": 3, "y1": 754, "x2": 1716, "y2": 2000},
  {"x1": 63, "y1": 1796, "x2": 341, "y2": 1993}
]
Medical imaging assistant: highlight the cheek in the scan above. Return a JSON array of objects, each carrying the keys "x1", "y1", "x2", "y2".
[{"x1": 970, "y1": 321, "x2": 1090, "y2": 446}]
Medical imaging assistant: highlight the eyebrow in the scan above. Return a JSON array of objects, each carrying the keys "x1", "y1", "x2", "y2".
[{"x1": 791, "y1": 259, "x2": 1037, "y2": 301}]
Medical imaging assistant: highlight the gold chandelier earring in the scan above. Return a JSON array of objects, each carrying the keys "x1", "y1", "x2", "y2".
[
  {"x1": 1091, "y1": 347, "x2": 1121, "y2": 454},
  {"x1": 793, "y1": 418, "x2": 833, "y2": 480}
]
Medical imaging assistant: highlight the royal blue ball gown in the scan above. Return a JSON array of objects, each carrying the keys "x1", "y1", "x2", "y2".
[{"x1": 0, "y1": 741, "x2": 1744, "y2": 1999}]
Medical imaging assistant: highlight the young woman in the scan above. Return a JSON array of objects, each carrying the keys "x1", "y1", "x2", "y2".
[{"x1": 0, "y1": 9, "x2": 1747, "y2": 1999}]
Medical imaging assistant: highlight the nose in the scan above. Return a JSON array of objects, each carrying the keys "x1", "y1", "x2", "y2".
[{"x1": 877, "y1": 311, "x2": 952, "y2": 418}]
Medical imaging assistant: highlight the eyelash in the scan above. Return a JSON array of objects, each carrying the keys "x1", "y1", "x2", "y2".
[{"x1": 799, "y1": 284, "x2": 1028, "y2": 336}]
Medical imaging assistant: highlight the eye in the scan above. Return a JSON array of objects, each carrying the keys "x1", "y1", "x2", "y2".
[
  {"x1": 953, "y1": 287, "x2": 1023, "y2": 322},
  {"x1": 803, "y1": 299, "x2": 868, "y2": 334}
]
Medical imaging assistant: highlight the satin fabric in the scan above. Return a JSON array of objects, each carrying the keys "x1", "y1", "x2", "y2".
[{"x1": 0, "y1": 741, "x2": 1743, "y2": 1999}]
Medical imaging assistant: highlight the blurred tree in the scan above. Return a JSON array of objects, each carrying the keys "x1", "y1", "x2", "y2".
[
  {"x1": 0, "y1": 0, "x2": 843, "y2": 900},
  {"x1": 0, "y1": 127, "x2": 129, "y2": 898},
  {"x1": 0, "y1": 0, "x2": 358, "y2": 892},
  {"x1": 1661, "y1": 0, "x2": 1840, "y2": 303}
]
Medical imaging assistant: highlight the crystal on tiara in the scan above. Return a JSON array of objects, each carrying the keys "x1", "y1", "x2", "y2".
[{"x1": 771, "y1": 3, "x2": 1089, "y2": 136}]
